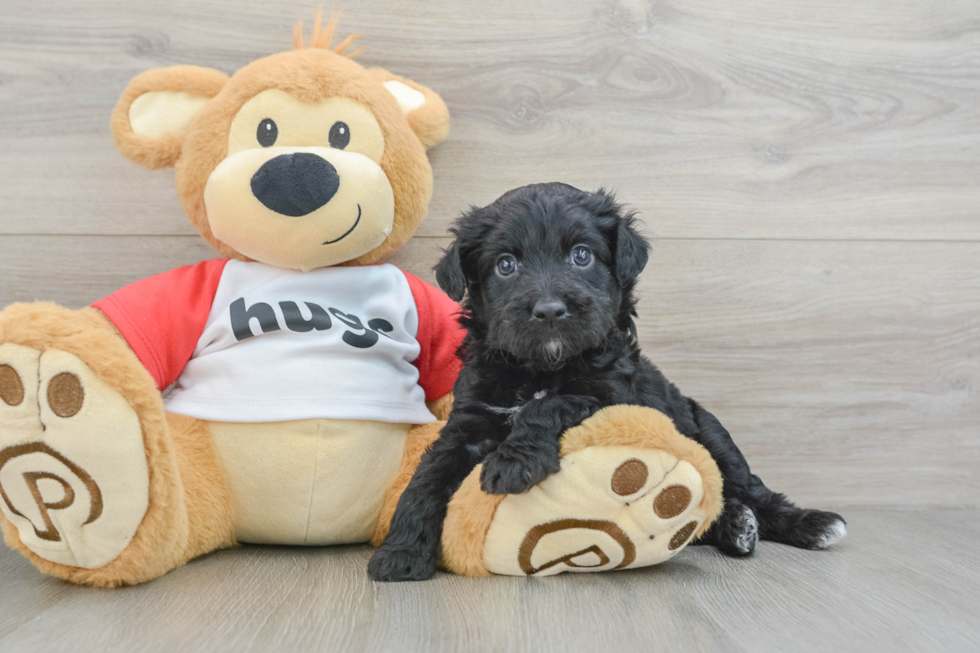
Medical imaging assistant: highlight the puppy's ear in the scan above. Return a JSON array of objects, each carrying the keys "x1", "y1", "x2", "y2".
[
  {"x1": 615, "y1": 216, "x2": 650, "y2": 281},
  {"x1": 435, "y1": 241, "x2": 467, "y2": 302},
  {"x1": 590, "y1": 189, "x2": 650, "y2": 281}
]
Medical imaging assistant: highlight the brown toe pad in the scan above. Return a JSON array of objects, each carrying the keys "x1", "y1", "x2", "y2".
[
  {"x1": 47, "y1": 372, "x2": 84, "y2": 418},
  {"x1": 669, "y1": 521, "x2": 699, "y2": 550},
  {"x1": 654, "y1": 484, "x2": 693, "y2": 519},
  {"x1": 611, "y1": 458, "x2": 649, "y2": 496},
  {"x1": 0, "y1": 364, "x2": 25, "y2": 407}
]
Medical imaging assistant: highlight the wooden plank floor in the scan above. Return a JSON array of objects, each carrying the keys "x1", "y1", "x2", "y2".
[
  {"x1": 1, "y1": 0, "x2": 979, "y2": 650},
  {"x1": 1, "y1": 509, "x2": 978, "y2": 653}
]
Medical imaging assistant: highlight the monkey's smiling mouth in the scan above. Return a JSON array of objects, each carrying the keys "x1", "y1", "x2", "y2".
[{"x1": 323, "y1": 204, "x2": 361, "y2": 245}]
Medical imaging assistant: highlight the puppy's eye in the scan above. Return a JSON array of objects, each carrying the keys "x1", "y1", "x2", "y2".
[
  {"x1": 329, "y1": 121, "x2": 351, "y2": 149},
  {"x1": 496, "y1": 254, "x2": 518, "y2": 278},
  {"x1": 257, "y1": 118, "x2": 278, "y2": 147},
  {"x1": 570, "y1": 245, "x2": 593, "y2": 268}
]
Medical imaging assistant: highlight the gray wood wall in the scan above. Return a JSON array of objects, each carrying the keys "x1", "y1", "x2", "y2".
[{"x1": 1, "y1": 0, "x2": 977, "y2": 510}]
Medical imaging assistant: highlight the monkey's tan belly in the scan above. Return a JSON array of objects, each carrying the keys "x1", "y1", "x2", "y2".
[{"x1": 206, "y1": 419, "x2": 409, "y2": 545}]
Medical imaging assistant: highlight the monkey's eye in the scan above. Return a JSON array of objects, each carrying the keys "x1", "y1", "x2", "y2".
[
  {"x1": 329, "y1": 121, "x2": 351, "y2": 149},
  {"x1": 256, "y1": 118, "x2": 278, "y2": 147},
  {"x1": 496, "y1": 254, "x2": 518, "y2": 278},
  {"x1": 570, "y1": 245, "x2": 593, "y2": 268}
]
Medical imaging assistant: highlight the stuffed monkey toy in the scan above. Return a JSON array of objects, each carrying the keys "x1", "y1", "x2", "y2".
[{"x1": 0, "y1": 13, "x2": 722, "y2": 586}]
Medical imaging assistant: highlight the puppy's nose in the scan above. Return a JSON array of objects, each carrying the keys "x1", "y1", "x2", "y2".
[
  {"x1": 532, "y1": 300, "x2": 569, "y2": 323},
  {"x1": 250, "y1": 153, "x2": 340, "y2": 217}
]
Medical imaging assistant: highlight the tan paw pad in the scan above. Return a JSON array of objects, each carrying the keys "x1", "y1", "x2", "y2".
[
  {"x1": 0, "y1": 348, "x2": 148, "y2": 569},
  {"x1": 483, "y1": 446, "x2": 708, "y2": 576},
  {"x1": 516, "y1": 518, "x2": 636, "y2": 575}
]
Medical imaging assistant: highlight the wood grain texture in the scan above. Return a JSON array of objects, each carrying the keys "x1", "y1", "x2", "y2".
[
  {"x1": 1, "y1": 0, "x2": 979, "y2": 239},
  {"x1": 1, "y1": 509, "x2": 978, "y2": 653}
]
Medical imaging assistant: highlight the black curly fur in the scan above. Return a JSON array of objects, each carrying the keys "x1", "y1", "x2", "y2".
[{"x1": 368, "y1": 183, "x2": 845, "y2": 582}]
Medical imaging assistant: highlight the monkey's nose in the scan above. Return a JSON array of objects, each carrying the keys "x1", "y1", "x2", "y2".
[
  {"x1": 532, "y1": 300, "x2": 569, "y2": 324},
  {"x1": 250, "y1": 153, "x2": 340, "y2": 217}
]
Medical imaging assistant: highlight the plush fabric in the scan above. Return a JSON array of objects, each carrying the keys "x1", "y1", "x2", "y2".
[
  {"x1": 92, "y1": 259, "x2": 229, "y2": 391},
  {"x1": 559, "y1": 405, "x2": 724, "y2": 539},
  {"x1": 207, "y1": 418, "x2": 411, "y2": 544},
  {"x1": 129, "y1": 91, "x2": 210, "y2": 140},
  {"x1": 0, "y1": 304, "x2": 189, "y2": 587},
  {"x1": 111, "y1": 66, "x2": 230, "y2": 170},
  {"x1": 112, "y1": 48, "x2": 449, "y2": 268},
  {"x1": 0, "y1": 346, "x2": 150, "y2": 569},
  {"x1": 0, "y1": 17, "x2": 457, "y2": 586},
  {"x1": 164, "y1": 413, "x2": 236, "y2": 562}
]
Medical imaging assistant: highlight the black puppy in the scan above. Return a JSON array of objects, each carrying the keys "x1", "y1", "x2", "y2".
[{"x1": 368, "y1": 182, "x2": 846, "y2": 582}]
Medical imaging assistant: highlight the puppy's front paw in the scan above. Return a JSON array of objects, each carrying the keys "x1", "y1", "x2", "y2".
[
  {"x1": 480, "y1": 447, "x2": 560, "y2": 495},
  {"x1": 368, "y1": 546, "x2": 436, "y2": 582}
]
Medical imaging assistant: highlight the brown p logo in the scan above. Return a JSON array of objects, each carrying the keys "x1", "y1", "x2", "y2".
[
  {"x1": 517, "y1": 518, "x2": 637, "y2": 575},
  {"x1": 0, "y1": 442, "x2": 103, "y2": 542}
]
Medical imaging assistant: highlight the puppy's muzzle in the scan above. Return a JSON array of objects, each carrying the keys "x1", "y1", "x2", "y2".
[{"x1": 250, "y1": 152, "x2": 340, "y2": 217}]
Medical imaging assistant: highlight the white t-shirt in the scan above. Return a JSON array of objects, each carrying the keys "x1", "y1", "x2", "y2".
[{"x1": 94, "y1": 260, "x2": 464, "y2": 424}]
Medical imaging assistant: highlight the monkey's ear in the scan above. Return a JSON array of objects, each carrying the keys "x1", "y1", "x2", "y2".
[
  {"x1": 111, "y1": 66, "x2": 229, "y2": 170},
  {"x1": 368, "y1": 68, "x2": 450, "y2": 150},
  {"x1": 435, "y1": 241, "x2": 467, "y2": 302}
]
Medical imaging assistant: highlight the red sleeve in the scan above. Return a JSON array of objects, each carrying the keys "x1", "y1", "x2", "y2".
[
  {"x1": 402, "y1": 270, "x2": 465, "y2": 401},
  {"x1": 92, "y1": 259, "x2": 229, "y2": 391}
]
